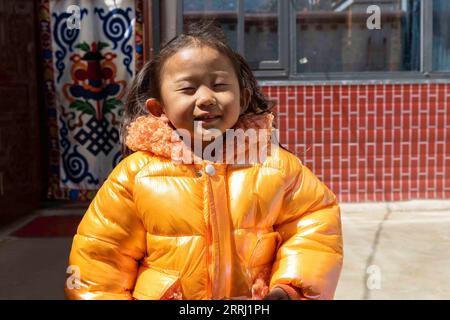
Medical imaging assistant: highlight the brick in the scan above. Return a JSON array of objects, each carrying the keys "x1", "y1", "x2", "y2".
[
  {"x1": 419, "y1": 184, "x2": 429, "y2": 196},
  {"x1": 437, "y1": 85, "x2": 446, "y2": 112},
  {"x1": 384, "y1": 143, "x2": 392, "y2": 156},
  {"x1": 403, "y1": 84, "x2": 411, "y2": 107},
  {"x1": 313, "y1": 116, "x2": 322, "y2": 130},
  {"x1": 279, "y1": 92, "x2": 287, "y2": 110},
  {"x1": 384, "y1": 129, "x2": 393, "y2": 143},
  {"x1": 436, "y1": 144, "x2": 444, "y2": 168},
  {"x1": 340, "y1": 85, "x2": 349, "y2": 99},
  {"x1": 436, "y1": 176, "x2": 444, "y2": 193},
  {"x1": 428, "y1": 139, "x2": 436, "y2": 155},
  {"x1": 278, "y1": 86, "x2": 286, "y2": 94},
  {"x1": 411, "y1": 83, "x2": 420, "y2": 95},
  {"x1": 419, "y1": 128, "x2": 427, "y2": 142},
  {"x1": 313, "y1": 144, "x2": 323, "y2": 157},
  {"x1": 411, "y1": 107, "x2": 419, "y2": 128},
  {"x1": 315, "y1": 88, "x2": 322, "y2": 109},
  {"x1": 262, "y1": 83, "x2": 448, "y2": 202},
  {"x1": 332, "y1": 144, "x2": 340, "y2": 158},
  {"x1": 385, "y1": 96, "x2": 393, "y2": 116},
  {"x1": 306, "y1": 130, "x2": 313, "y2": 145},
  {"x1": 278, "y1": 117, "x2": 287, "y2": 133},
  {"x1": 279, "y1": 129, "x2": 287, "y2": 144},
  {"x1": 323, "y1": 111, "x2": 331, "y2": 130},
  {"x1": 420, "y1": 115, "x2": 428, "y2": 130},
  {"x1": 332, "y1": 117, "x2": 340, "y2": 131},
  {"x1": 366, "y1": 192, "x2": 375, "y2": 201},
  {"x1": 350, "y1": 90, "x2": 357, "y2": 112},
  {"x1": 385, "y1": 114, "x2": 393, "y2": 130},
  {"x1": 349, "y1": 144, "x2": 357, "y2": 157},
  {"x1": 332, "y1": 87, "x2": 340, "y2": 107},
  {"x1": 445, "y1": 160, "x2": 450, "y2": 180},
  {"x1": 305, "y1": 112, "x2": 313, "y2": 129},
  {"x1": 313, "y1": 130, "x2": 322, "y2": 144},
  {"x1": 393, "y1": 113, "x2": 411, "y2": 130},
  {"x1": 269, "y1": 86, "x2": 276, "y2": 97},
  {"x1": 305, "y1": 86, "x2": 314, "y2": 98},
  {"x1": 288, "y1": 131, "x2": 297, "y2": 144},
  {"x1": 288, "y1": 115, "x2": 296, "y2": 130},
  {"x1": 375, "y1": 192, "x2": 384, "y2": 201},
  {"x1": 392, "y1": 192, "x2": 401, "y2": 201},
  {"x1": 288, "y1": 86, "x2": 296, "y2": 96},
  {"x1": 384, "y1": 178, "x2": 392, "y2": 195},
  {"x1": 367, "y1": 90, "x2": 375, "y2": 113},
  {"x1": 322, "y1": 142, "x2": 331, "y2": 157},
  {"x1": 341, "y1": 143, "x2": 349, "y2": 158},
  {"x1": 427, "y1": 158, "x2": 436, "y2": 176},
  {"x1": 401, "y1": 127, "x2": 410, "y2": 142}
]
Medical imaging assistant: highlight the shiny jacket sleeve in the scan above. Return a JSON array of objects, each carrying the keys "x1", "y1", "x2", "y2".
[
  {"x1": 64, "y1": 154, "x2": 147, "y2": 300},
  {"x1": 270, "y1": 156, "x2": 343, "y2": 299}
]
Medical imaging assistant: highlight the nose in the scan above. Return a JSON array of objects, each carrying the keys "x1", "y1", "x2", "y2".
[{"x1": 195, "y1": 86, "x2": 217, "y2": 108}]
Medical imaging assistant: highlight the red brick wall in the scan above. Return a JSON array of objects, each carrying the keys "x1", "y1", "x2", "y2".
[{"x1": 261, "y1": 83, "x2": 450, "y2": 203}]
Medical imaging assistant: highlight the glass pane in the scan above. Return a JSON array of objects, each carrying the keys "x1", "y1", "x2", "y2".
[
  {"x1": 433, "y1": 0, "x2": 450, "y2": 71},
  {"x1": 244, "y1": 0, "x2": 279, "y2": 69},
  {"x1": 182, "y1": 0, "x2": 238, "y2": 51},
  {"x1": 295, "y1": 0, "x2": 421, "y2": 73}
]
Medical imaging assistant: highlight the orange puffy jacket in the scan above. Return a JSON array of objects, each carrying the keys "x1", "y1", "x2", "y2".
[{"x1": 64, "y1": 113, "x2": 343, "y2": 300}]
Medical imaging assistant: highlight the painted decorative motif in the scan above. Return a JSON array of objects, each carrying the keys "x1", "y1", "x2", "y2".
[{"x1": 40, "y1": 0, "x2": 143, "y2": 200}]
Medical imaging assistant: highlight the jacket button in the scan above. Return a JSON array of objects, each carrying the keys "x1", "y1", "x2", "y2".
[
  {"x1": 195, "y1": 170, "x2": 203, "y2": 177},
  {"x1": 205, "y1": 164, "x2": 216, "y2": 176}
]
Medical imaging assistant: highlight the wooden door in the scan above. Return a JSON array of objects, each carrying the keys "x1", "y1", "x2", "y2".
[{"x1": 0, "y1": 0, "x2": 43, "y2": 226}]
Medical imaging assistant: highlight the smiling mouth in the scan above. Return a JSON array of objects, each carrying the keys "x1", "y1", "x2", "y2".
[{"x1": 194, "y1": 114, "x2": 222, "y2": 123}]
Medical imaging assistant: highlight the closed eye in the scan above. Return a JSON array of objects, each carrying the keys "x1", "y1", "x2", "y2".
[
  {"x1": 178, "y1": 87, "x2": 196, "y2": 92},
  {"x1": 213, "y1": 83, "x2": 229, "y2": 91}
]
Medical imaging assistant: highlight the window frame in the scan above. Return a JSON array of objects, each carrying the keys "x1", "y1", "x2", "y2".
[
  {"x1": 177, "y1": 0, "x2": 289, "y2": 76},
  {"x1": 243, "y1": 0, "x2": 290, "y2": 74},
  {"x1": 163, "y1": 0, "x2": 450, "y2": 81}
]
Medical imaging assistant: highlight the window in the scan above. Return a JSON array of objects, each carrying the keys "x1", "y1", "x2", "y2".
[
  {"x1": 182, "y1": 0, "x2": 288, "y2": 74},
  {"x1": 433, "y1": 0, "x2": 450, "y2": 71},
  {"x1": 243, "y1": 0, "x2": 279, "y2": 69},
  {"x1": 183, "y1": 0, "x2": 239, "y2": 51},
  {"x1": 295, "y1": 0, "x2": 420, "y2": 73},
  {"x1": 173, "y1": 0, "x2": 449, "y2": 79}
]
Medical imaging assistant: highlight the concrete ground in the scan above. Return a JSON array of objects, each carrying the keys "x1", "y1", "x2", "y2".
[
  {"x1": 0, "y1": 200, "x2": 449, "y2": 300},
  {"x1": 335, "y1": 200, "x2": 450, "y2": 300}
]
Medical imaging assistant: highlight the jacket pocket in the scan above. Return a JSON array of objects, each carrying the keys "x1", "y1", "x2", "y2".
[
  {"x1": 132, "y1": 265, "x2": 182, "y2": 300},
  {"x1": 247, "y1": 232, "x2": 282, "y2": 268}
]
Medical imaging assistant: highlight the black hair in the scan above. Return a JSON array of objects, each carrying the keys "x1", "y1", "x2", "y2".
[{"x1": 120, "y1": 20, "x2": 276, "y2": 156}]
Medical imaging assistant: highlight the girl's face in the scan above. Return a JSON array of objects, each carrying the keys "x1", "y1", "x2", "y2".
[{"x1": 158, "y1": 45, "x2": 249, "y2": 143}]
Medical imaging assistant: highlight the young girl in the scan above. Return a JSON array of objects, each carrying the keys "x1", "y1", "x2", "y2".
[{"x1": 64, "y1": 22, "x2": 343, "y2": 300}]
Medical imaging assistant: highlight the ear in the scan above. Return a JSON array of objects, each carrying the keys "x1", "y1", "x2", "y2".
[
  {"x1": 145, "y1": 98, "x2": 169, "y2": 122},
  {"x1": 240, "y1": 88, "x2": 251, "y2": 115}
]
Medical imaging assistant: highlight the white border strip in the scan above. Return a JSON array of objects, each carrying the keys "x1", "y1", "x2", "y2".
[
  {"x1": 340, "y1": 200, "x2": 450, "y2": 214},
  {"x1": 259, "y1": 79, "x2": 450, "y2": 86}
]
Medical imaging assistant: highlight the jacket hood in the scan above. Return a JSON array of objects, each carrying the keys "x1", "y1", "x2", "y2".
[{"x1": 125, "y1": 112, "x2": 277, "y2": 164}]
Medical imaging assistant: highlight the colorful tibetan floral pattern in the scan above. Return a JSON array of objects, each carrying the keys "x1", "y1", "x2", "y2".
[{"x1": 40, "y1": 0, "x2": 143, "y2": 199}]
